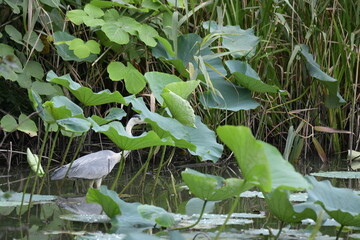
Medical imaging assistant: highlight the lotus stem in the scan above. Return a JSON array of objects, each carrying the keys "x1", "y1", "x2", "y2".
[
  {"x1": 119, "y1": 146, "x2": 154, "y2": 195},
  {"x1": 111, "y1": 151, "x2": 126, "y2": 190},
  {"x1": 60, "y1": 133, "x2": 86, "y2": 190},
  {"x1": 151, "y1": 146, "x2": 167, "y2": 195},
  {"x1": 38, "y1": 128, "x2": 60, "y2": 194},
  {"x1": 173, "y1": 199, "x2": 208, "y2": 230},
  {"x1": 26, "y1": 124, "x2": 50, "y2": 221},
  {"x1": 274, "y1": 221, "x2": 285, "y2": 240},
  {"x1": 336, "y1": 225, "x2": 344, "y2": 240},
  {"x1": 214, "y1": 196, "x2": 240, "y2": 240}
]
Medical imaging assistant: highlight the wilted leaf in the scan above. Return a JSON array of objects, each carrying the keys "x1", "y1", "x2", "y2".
[
  {"x1": 312, "y1": 136, "x2": 327, "y2": 163},
  {"x1": 314, "y1": 126, "x2": 352, "y2": 134}
]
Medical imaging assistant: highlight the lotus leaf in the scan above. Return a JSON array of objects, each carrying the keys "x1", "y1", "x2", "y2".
[
  {"x1": 161, "y1": 89, "x2": 196, "y2": 127},
  {"x1": 226, "y1": 60, "x2": 280, "y2": 93},
  {"x1": 264, "y1": 188, "x2": 317, "y2": 223},
  {"x1": 91, "y1": 120, "x2": 173, "y2": 150},
  {"x1": 130, "y1": 97, "x2": 223, "y2": 161},
  {"x1": 145, "y1": 71, "x2": 182, "y2": 104},
  {"x1": 46, "y1": 70, "x2": 125, "y2": 105},
  {"x1": 307, "y1": 176, "x2": 360, "y2": 227},
  {"x1": 181, "y1": 168, "x2": 246, "y2": 201},
  {"x1": 298, "y1": 44, "x2": 345, "y2": 108},
  {"x1": 217, "y1": 126, "x2": 310, "y2": 192}
]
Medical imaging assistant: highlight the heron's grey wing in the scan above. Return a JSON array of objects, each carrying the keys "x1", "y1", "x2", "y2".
[
  {"x1": 64, "y1": 150, "x2": 120, "y2": 179},
  {"x1": 51, "y1": 164, "x2": 71, "y2": 180}
]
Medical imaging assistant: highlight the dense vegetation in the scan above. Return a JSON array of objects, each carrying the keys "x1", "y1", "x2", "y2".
[
  {"x1": 0, "y1": 0, "x2": 359, "y2": 165},
  {"x1": 1, "y1": 1, "x2": 360, "y2": 239}
]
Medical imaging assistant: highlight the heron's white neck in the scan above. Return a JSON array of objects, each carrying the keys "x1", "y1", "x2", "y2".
[{"x1": 125, "y1": 118, "x2": 136, "y2": 136}]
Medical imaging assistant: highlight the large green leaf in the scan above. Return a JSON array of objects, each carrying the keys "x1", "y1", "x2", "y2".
[
  {"x1": 307, "y1": 176, "x2": 360, "y2": 227},
  {"x1": 130, "y1": 97, "x2": 223, "y2": 162},
  {"x1": 43, "y1": 96, "x2": 84, "y2": 121},
  {"x1": 144, "y1": 72, "x2": 182, "y2": 105},
  {"x1": 86, "y1": 187, "x2": 121, "y2": 218},
  {"x1": 217, "y1": 126, "x2": 271, "y2": 191},
  {"x1": 28, "y1": 89, "x2": 55, "y2": 123},
  {"x1": 54, "y1": 31, "x2": 97, "y2": 62},
  {"x1": 57, "y1": 118, "x2": 91, "y2": 133},
  {"x1": 91, "y1": 120, "x2": 173, "y2": 150},
  {"x1": 181, "y1": 168, "x2": 247, "y2": 201},
  {"x1": 137, "y1": 205, "x2": 175, "y2": 227},
  {"x1": 152, "y1": 34, "x2": 227, "y2": 80},
  {"x1": 137, "y1": 24, "x2": 159, "y2": 47},
  {"x1": 86, "y1": 186, "x2": 174, "y2": 232},
  {"x1": 0, "y1": 113, "x2": 38, "y2": 138},
  {"x1": 1, "y1": 114, "x2": 17, "y2": 132},
  {"x1": 46, "y1": 70, "x2": 125, "y2": 105},
  {"x1": 0, "y1": 43, "x2": 22, "y2": 81},
  {"x1": 90, "y1": 108, "x2": 126, "y2": 125},
  {"x1": 17, "y1": 113, "x2": 38, "y2": 137},
  {"x1": 107, "y1": 62, "x2": 146, "y2": 94},
  {"x1": 63, "y1": 38, "x2": 100, "y2": 59},
  {"x1": 298, "y1": 44, "x2": 345, "y2": 108},
  {"x1": 203, "y1": 21, "x2": 259, "y2": 58},
  {"x1": 200, "y1": 77, "x2": 259, "y2": 111},
  {"x1": 165, "y1": 80, "x2": 200, "y2": 100},
  {"x1": 161, "y1": 89, "x2": 195, "y2": 127},
  {"x1": 101, "y1": 16, "x2": 140, "y2": 44},
  {"x1": 264, "y1": 188, "x2": 317, "y2": 223},
  {"x1": 226, "y1": 60, "x2": 280, "y2": 93},
  {"x1": 263, "y1": 142, "x2": 310, "y2": 190},
  {"x1": 5, "y1": 25, "x2": 22, "y2": 44},
  {"x1": 217, "y1": 126, "x2": 310, "y2": 192}
]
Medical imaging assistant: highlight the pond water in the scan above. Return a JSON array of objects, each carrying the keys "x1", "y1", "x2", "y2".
[{"x1": 1, "y1": 157, "x2": 360, "y2": 239}]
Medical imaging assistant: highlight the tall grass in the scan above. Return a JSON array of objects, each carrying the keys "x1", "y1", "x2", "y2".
[{"x1": 195, "y1": 0, "x2": 360, "y2": 156}]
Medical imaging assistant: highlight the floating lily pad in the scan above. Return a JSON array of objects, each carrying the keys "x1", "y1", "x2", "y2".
[
  {"x1": 173, "y1": 213, "x2": 253, "y2": 230},
  {"x1": 0, "y1": 190, "x2": 57, "y2": 206},
  {"x1": 311, "y1": 171, "x2": 360, "y2": 179},
  {"x1": 60, "y1": 214, "x2": 110, "y2": 223},
  {"x1": 76, "y1": 232, "x2": 125, "y2": 240}
]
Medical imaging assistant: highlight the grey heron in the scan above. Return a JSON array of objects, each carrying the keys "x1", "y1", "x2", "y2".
[{"x1": 51, "y1": 115, "x2": 145, "y2": 189}]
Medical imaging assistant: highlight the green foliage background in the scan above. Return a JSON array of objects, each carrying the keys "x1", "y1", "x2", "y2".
[{"x1": 0, "y1": 0, "x2": 359, "y2": 164}]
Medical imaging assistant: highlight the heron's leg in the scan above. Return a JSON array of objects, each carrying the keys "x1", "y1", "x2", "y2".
[
  {"x1": 88, "y1": 179, "x2": 95, "y2": 189},
  {"x1": 95, "y1": 178, "x2": 102, "y2": 189}
]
